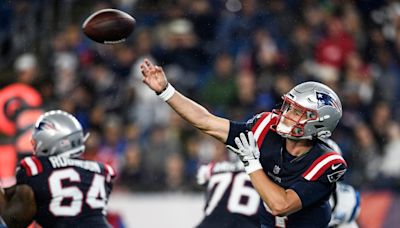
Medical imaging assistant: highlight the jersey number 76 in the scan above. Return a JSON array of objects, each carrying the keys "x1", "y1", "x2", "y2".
[{"x1": 205, "y1": 172, "x2": 260, "y2": 216}]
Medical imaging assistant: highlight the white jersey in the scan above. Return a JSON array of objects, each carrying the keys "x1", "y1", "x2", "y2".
[{"x1": 329, "y1": 182, "x2": 361, "y2": 228}]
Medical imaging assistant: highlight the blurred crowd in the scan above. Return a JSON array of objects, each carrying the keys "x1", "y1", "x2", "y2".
[{"x1": 1, "y1": 0, "x2": 400, "y2": 192}]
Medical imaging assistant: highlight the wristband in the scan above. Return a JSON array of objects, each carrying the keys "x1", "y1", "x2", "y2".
[
  {"x1": 244, "y1": 159, "x2": 263, "y2": 174},
  {"x1": 157, "y1": 83, "x2": 175, "y2": 101}
]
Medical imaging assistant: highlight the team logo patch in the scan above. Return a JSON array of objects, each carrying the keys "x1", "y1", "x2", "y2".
[
  {"x1": 316, "y1": 91, "x2": 340, "y2": 111},
  {"x1": 37, "y1": 121, "x2": 56, "y2": 131},
  {"x1": 327, "y1": 169, "x2": 346, "y2": 183},
  {"x1": 273, "y1": 165, "x2": 281, "y2": 174}
]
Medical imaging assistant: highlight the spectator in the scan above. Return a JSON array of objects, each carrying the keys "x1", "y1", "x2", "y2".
[
  {"x1": 1, "y1": 1, "x2": 400, "y2": 195},
  {"x1": 200, "y1": 52, "x2": 238, "y2": 114},
  {"x1": 141, "y1": 124, "x2": 180, "y2": 190},
  {"x1": 119, "y1": 142, "x2": 145, "y2": 191},
  {"x1": 348, "y1": 122, "x2": 381, "y2": 189},
  {"x1": 379, "y1": 122, "x2": 400, "y2": 189},
  {"x1": 164, "y1": 153, "x2": 188, "y2": 191},
  {"x1": 315, "y1": 17, "x2": 355, "y2": 69}
]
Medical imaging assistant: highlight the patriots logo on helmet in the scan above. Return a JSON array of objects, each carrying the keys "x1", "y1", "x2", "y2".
[
  {"x1": 316, "y1": 91, "x2": 340, "y2": 111},
  {"x1": 37, "y1": 121, "x2": 56, "y2": 131},
  {"x1": 36, "y1": 120, "x2": 57, "y2": 136}
]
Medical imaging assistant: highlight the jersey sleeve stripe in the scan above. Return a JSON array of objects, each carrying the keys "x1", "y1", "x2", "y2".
[
  {"x1": 302, "y1": 153, "x2": 346, "y2": 180},
  {"x1": 252, "y1": 113, "x2": 273, "y2": 148},
  {"x1": 308, "y1": 158, "x2": 345, "y2": 181},
  {"x1": 302, "y1": 152, "x2": 338, "y2": 175},
  {"x1": 20, "y1": 159, "x2": 32, "y2": 176},
  {"x1": 31, "y1": 157, "x2": 43, "y2": 173},
  {"x1": 256, "y1": 116, "x2": 278, "y2": 148},
  {"x1": 251, "y1": 112, "x2": 269, "y2": 133},
  {"x1": 24, "y1": 157, "x2": 39, "y2": 176}
]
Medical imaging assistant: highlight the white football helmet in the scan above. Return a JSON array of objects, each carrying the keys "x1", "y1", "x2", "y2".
[
  {"x1": 31, "y1": 110, "x2": 89, "y2": 157},
  {"x1": 273, "y1": 81, "x2": 342, "y2": 140}
]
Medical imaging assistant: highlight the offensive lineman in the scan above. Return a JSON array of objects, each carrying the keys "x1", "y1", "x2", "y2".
[
  {"x1": 1, "y1": 110, "x2": 115, "y2": 228},
  {"x1": 196, "y1": 158, "x2": 260, "y2": 228}
]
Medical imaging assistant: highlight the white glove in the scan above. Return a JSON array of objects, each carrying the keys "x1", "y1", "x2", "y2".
[
  {"x1": 196, "y1": 164, "x2": 212, "y2": 185},
  {"x1": 226, "y1": 131, "x2": 263, "y2": 174}
]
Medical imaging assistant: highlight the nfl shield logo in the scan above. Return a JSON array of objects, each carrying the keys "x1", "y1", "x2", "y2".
[{"x1": 273, "y1": 165, "x2": 281, "y2": 174}]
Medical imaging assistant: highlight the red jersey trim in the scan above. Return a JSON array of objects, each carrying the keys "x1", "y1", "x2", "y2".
[
  {"x1": 20, "y1": 157, "x2": 43, "y2": 176},
  {"x1": 105, "y1": 164, "x2": 116, "y2": 177},
  {"x1": 302, "y1": 152, "x2": 347, "y2": 181},
  {"x1": 251, "y1": 112, "x2": 278, "y2": 148}
]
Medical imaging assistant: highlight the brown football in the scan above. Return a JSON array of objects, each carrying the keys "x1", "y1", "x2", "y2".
[{"x1": 82, "y1": 9, "x2": 135, "y2": 44}]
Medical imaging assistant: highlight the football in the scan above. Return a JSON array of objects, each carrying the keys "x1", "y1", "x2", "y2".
[{"x1": 82, "y1": 9, "x2": 135, "y2": 44}]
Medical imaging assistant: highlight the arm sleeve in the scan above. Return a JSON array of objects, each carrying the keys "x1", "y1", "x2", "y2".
[
  {"x1": 291, "y1": 159, "x2": 347, "y2": 208},
  {"x1": 226, "y1": 121, "x2": 248, "y2": 147},
  {"x1": 290, "y1": 179, "x2": 334, "y2": 208}
]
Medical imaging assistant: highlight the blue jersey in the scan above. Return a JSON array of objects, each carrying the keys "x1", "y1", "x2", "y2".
[
  {"x1": 197, "y1": 161, "x2": 260, "y2": 228},
  {"x1": 17, "y1": 155, "x2": 116, "y2": 228},
  {"x1": 226, "y1": 112, "x2": 347, "y2": 228}
]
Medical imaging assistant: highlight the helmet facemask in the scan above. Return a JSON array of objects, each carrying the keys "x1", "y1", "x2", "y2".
[{"x1": 274, "y1": 96, "x2": 318, "y2": 139}]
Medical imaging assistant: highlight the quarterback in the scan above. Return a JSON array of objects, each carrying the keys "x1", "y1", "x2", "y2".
[{"x1": 141, "y1": 59, "x2": 347, "y2": 227}]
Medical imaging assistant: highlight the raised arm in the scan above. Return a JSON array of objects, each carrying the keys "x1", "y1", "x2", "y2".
[{"x1": 141, "y1": 59, "x2": 230, "y2": 142}]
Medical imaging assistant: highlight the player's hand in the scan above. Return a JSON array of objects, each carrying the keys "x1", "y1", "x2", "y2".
[
  {"x1": 140, "y1": 59, "x2": 168, "y2": 93},
  {"x1": 226, "y1": 131, "x2": 262, "y2": 174}
]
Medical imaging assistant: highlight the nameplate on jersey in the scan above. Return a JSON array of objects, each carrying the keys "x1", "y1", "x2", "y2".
[
  {"x1": 49, "y1": 156, "x2": 101, "y2": 173},
  {"x1": 211, "y1": 161, "x2": 244, "y2": 174}
]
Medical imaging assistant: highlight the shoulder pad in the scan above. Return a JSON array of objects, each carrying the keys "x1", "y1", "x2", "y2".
[
  {"x1": 247, "y1": 112, "x2": 278, "y2": 148},
  {"x1": 246, "y1": 112, "x2": 269, "y2": 129},
  {"x1": 20, "y1": 156, "x2": 43, "y2": 176},
  {"x1": 302, "y1": 152, "x2": 347, "y2": 183}
]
